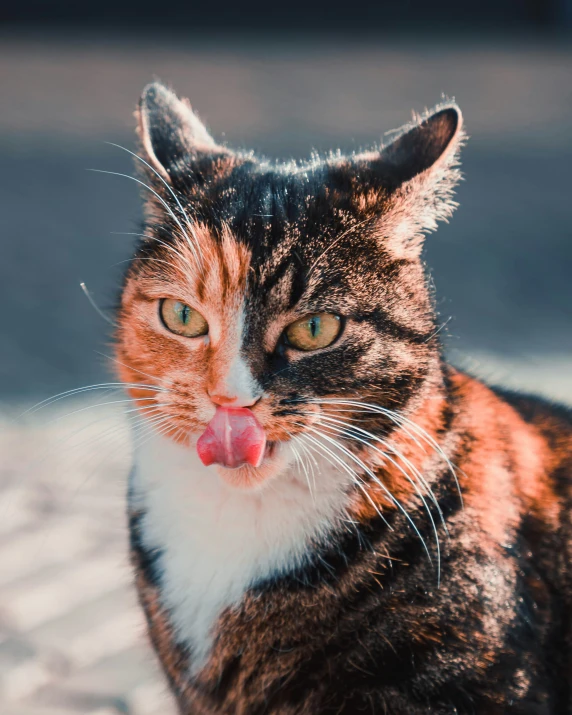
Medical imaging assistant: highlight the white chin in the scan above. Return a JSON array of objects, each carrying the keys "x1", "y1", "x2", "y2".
[{"x1": 216, "y1": 442, "x2": 289, "y2": 490}]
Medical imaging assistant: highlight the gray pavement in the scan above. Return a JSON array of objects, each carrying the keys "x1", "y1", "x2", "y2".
[
  {"x1": 0, "y1": 404, "x2": 177, "y2": 713},
  {"x1": 0, "y1": 34, "x2": 571, "y2": 714}
]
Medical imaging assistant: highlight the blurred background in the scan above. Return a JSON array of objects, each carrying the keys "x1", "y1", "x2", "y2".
[{"x1": 1, "y1": 2, "x2": 571, "y2": 713}]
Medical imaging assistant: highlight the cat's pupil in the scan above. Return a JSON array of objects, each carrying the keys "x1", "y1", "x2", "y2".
[
  {"x1": 178, "y1": 303, "x2": 190, "y2": 325},
  {"x1": 309, "y1": 316, "x2": 320, "y2": 338}
]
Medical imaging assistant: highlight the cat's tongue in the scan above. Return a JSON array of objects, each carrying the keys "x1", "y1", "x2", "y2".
[{"x1": 196, "y1": 407, "x2": 266, "y2": 469}]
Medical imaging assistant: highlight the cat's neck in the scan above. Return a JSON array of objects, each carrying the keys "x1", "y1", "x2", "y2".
[
  {"x1": 129, "y1": 429, "x2": 352, "y2": 669},
  {"x1": 127, "y1": 368, "x2": 450, "y2": 671}
]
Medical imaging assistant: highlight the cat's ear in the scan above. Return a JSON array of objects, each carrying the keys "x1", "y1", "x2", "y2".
[
  {"x1": 350, "y1": 103, "x2": 464, "y2": 258},
  {"x1": 378, "y1": 104, "x2": 462, "y2": 185},
  {"x1": 136, "y1": 82, "x2": 227, "y2": 183}
]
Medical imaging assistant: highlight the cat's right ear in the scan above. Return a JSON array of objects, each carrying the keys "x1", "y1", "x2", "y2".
[
  {"x1": 338, "y1": 103, "x2": 465, "y2": 259},
  {"x1": 136, "y1": 82, "x2": 226, "y2": 184}
]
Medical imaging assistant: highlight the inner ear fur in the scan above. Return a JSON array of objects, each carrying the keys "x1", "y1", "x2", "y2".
[
  {"x1": 351, "y1": 102, "x2": 465, "y2": 258},
  {"x1": 136, "y1": 82, "x2": 225, "y2": 184},
  {"x1": 380, "y1": 104, "x2": 463, "y2": 184}
]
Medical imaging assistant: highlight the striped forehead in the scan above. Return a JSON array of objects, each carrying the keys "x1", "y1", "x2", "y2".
[{"x1": 150, "y1": 223, "x2": 252, "y2": 344}]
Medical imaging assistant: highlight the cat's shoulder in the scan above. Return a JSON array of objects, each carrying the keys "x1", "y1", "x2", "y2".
[
  {"x1": 448, "y1": 364, "x2": 572, "y2": 435},
  {"x1": 490, "y1": 383, "x2": 572, "y2": 437}
]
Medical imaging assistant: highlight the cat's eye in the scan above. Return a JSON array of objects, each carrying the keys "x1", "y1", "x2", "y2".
[
  {"x1": 160, "y1": 299, "x2": 208, "y2": 338},
  {"x1": 284, "y1": 313, "x2": 342, "y2": 351}
]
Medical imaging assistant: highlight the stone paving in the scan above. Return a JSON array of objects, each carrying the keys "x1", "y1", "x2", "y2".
[{"x1": 0, "y1": 403, "x2": 177, "y2": 714}]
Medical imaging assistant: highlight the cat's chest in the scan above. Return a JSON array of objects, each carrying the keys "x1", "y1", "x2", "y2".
[{"x1": 129, "y1": 432, "x2": 349, "y2": 670}]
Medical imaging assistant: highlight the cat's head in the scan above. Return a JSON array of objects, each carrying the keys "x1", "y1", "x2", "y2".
[{"x1": 116, "y1": 82, "x2": 464, "y2": 491}]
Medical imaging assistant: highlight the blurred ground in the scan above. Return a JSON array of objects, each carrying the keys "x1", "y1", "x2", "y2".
[
  {"x1": 0, "y1": 403, "x2": 177, "y2": 714},
  {"x1": 0, "y1": 33, "x2": 571, "y2": 714}
]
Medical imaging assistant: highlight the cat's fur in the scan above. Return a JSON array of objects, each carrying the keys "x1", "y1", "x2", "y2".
[{"x1": 116, "y1": 82, "x2": 572, "y2": 714}]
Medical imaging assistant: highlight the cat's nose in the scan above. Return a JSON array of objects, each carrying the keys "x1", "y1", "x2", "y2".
[
  {"x1": 207, "y1": 353, "x2": 262, "y2": 409},
  {"x1": 208, "y1": 391, "x2": 261, "y2": 408}
]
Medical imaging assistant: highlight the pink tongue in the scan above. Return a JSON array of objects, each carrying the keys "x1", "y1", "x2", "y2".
[{"x1": 196, "y1": 407, "x2": 267, "y2": 469}]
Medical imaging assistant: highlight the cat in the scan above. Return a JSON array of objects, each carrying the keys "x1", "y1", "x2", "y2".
[{"x1": 115, "y1": 82, "x2": 572, "y2": 714}]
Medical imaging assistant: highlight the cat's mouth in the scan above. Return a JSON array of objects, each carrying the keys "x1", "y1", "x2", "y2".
[
  {"x1": 196, "y1": 406, "x2": 270, "y2": 470},
  {"x1": 263, "y1": 440, "x2": 278, "y2": 461}
]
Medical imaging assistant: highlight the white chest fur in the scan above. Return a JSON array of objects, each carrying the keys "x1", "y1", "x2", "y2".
[{"x1": 129, "y1": 431, "x2": 352, "y2": 670}]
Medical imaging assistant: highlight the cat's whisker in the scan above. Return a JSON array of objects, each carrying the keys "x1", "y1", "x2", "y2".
[
  {"x1": 47, "y1": 400, "x2": 162, "y2": 457},
  {"x1": 295, "y1": 434, "x2": 319, "y2": 492},
  {"x1": 22, "y1": 395, "x2": 167, "y2": 482},
  {"x1": 128, "y1": 415, "x2": 172, "y2": 441},
  {"x1": 307, "y1": 217, "x2": 373, "y2": 280},
  {"x1": 112, "y1": 232, "x2": 196, "y2": 276},
  {"x1": 58, "y1": 408, "x2": 170, "y2": 497},
  {"x1": 297, "y1": 430, "x2": 391, "y2": 531},
  {"x1": 316, "y1": 417, "x2": 436, "y2": 513},
  {"x1": 423, "y1": 316, "x2": 452, "y2": 343},
  {"x1": 302, "y1": 398, "x2": 461, "y2": 505},
  {"x1": 298, "y1": 404, "x2": 435, "y2": 517},
  {"x1": 294, "y1": 424, "x2": 389, "y2": 524},
  {"x1": 19, "y1": 410, "x2": 128, "y2": 483},
  {"x1": 89, "y1": 169, "x2": 203, "y2": 269},
  {"x1": 315, "y1": 418, "x2": 441, "y2": 584},
  {"x1": 301, "y1": 423, "x2": 432, "y2": 565},
  {"x1": 381, "y1": 436, "x2": 446, "y2": 529},
  {"x1": 133, "y1": 412, "x2": 175, "y2": 434},
  {"x1": 123, "y1": 402, "x2": 164, "y2": 416},
  {"x1": 288, "y1": 396, "x2": 423, "y2": 447},
  {"x1": 70, "y1": 412, "x2": 175, "y2": 493},
  {"x1": 94, "y1": 351, "x2": 170, "y2": 387},
  {"x1": 296, "y1": 434, "x2": 332, "y2": 498},
  {"x1": 105, "y1": 143, "x2": 194, "y2": 232},
  {"x1": 79, "y1": 282, "x2": 117, "y2": 326},
  {"x1": 110, "y1": 256, "x2": 181, "y2": 272},
  {"x1": 48, "y1": 397, "x2": 158, "y2": 426},
  {"x1": 131, "y1": 415, "x2": 179, "y2": 453},
  {"x1": 294, "y1": 398, "x2": 427, "y2": 453},
  {"x1": 104, "y1": 142, "x2": 206, "y2": 271},
  {"x1": 373, "y1": 407, "x2": 462, "y2": 505},
  {"x1": 62, "y1": 406, "x2": 182, "y2": 484},
  {"x1": 285, "y1": 429, "x2": 315, "y2": 502},
  {"x1": 291, "y1": 444, "x2": 311, "y2": 498},
  {"x1": 20, "y1": 382, "x2": 167, "y2": 417},
  {"x1": 317, "y1": 413, "x2": 446, "y2": 530},
  {"x1": 122, "y1": 416, "x2": 174, "y2": 456}
]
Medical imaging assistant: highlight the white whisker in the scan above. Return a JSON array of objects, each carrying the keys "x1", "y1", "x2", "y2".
[
  {"x1": 424, "y1": 316, "x2": 452, "y2": 343},
  {"x1": 300, "y1": 423, "x2": 431, "y2": 565},
  {"x1": 89, "y1": 169, "x2": 203, "y2": 268},
  {"x1": 315, "y1": 418, "x2": 441, "y2": 584},
  {"x1": 298, "y1": 430, "x2": 391, "y2": 530},
  {"x1": 285, "y1": 429, "x2": 315, "y2": 503},
  {"x1": 303, "y1": 398, "x2": 462, "y2": 506},
  {"x1": 307, "y1": 217, "x2": 373, "y2": 279},
  {"x1": 105, "y1": 142, "x2": 205, "y2": 269},
  {"x1": 111, "y1": 232, "x2": 196, "y2": 276},
  {"x1": 93, "y1": 352, "x2": 169, "y2": 387},
  {"x1": 20, "y1": 382, "x2": 166, "y2": 417},
  {"x1": 295, "y1": 434, "x2": 319, "y2": 492},
  {"x1": 110, "y1": 256, "x2": 181, "y2": 272},
  {"x1": 80, "y1": 282, "x2": 117, "y2": 326},
  {"x1": 47, "y1": 397, "x2": 158, "y2": 426},
  {"x1": 317, "y1": 413, "x2": 446, "y2": 528}
]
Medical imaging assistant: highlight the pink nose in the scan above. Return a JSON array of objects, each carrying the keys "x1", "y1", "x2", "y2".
[
  {"x1": 196, "y1": 407, "x2": 267, "y2": 469},
  {"x1": 208, "y1": 392, "x2": 259, "y2": 408}
]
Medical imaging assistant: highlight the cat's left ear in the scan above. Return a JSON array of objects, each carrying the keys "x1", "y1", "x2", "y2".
[
  {"x1": 349, "y1": 102, "x2": 465, "y2": 258},
  {"x1": 136, "y1": 82, "x2": 230, "y2": 184}
]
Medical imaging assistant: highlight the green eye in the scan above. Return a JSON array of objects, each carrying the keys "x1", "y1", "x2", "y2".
[
  {"x1": 160, "y1": 299, "x2": 208, "y2": 338},
  {"x1": 284, "y1": 313, "x2": 342, "y2": 351}
]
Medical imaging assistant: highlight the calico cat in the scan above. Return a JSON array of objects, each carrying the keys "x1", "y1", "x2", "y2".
[{"x1": 116, "y1": 82, "x2": 572, "y2": 714}]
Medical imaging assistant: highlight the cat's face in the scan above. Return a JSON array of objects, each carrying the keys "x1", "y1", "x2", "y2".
[{"x1": 116, "y1": 83, "x2": 463, "y2": 490}]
